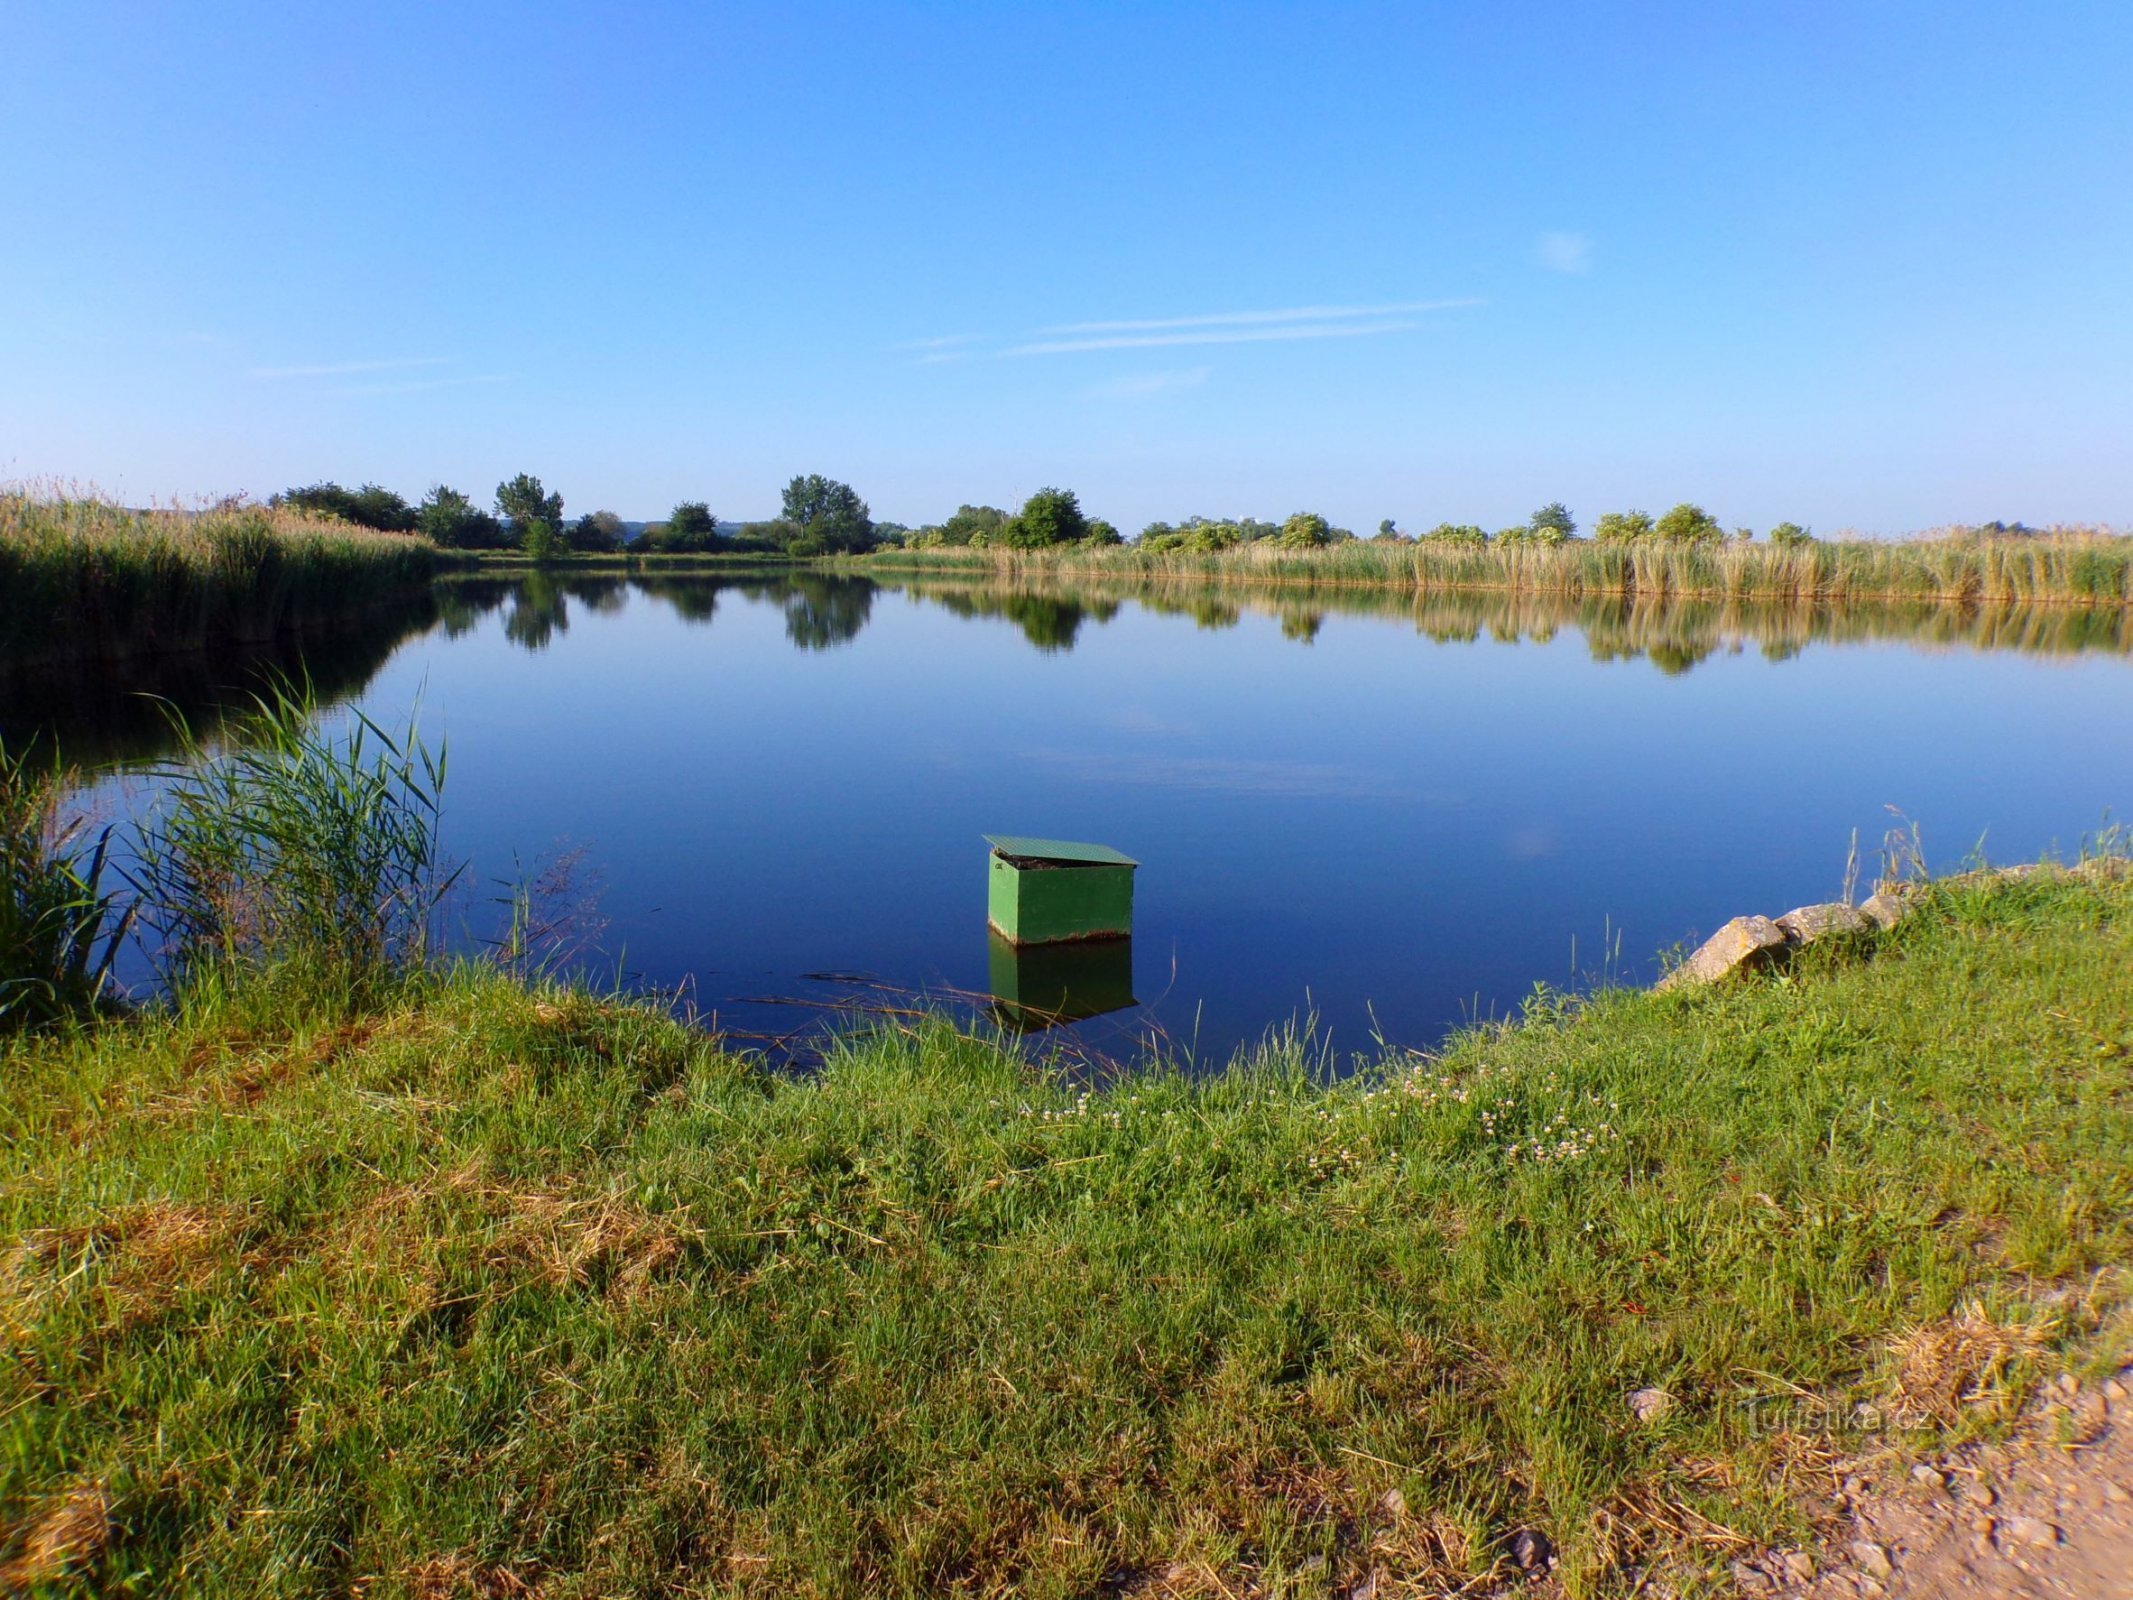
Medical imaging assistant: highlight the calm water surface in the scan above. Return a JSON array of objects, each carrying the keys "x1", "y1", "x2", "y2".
[{"x1": 52, "y1": 573, "x2": 2133, "y2": 1062}]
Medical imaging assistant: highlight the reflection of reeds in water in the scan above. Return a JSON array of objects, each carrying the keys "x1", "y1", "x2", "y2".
[
  {"x1": 886, "y1": 573, "x2": 2133, "y2": 667},
  {"x1": 866, "y1": 529, "x2": 2133, "y2": 608}
]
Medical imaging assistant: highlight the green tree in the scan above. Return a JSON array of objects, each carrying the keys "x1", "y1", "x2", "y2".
[
  {"x1": 1083, "y1": 518, "x2": 1123, "y2": 546},
  {"x1": 1768, "y1": 521, "x2": 1814, "y2": 548},
  {"x1": 1420, "y1": 522, "x2": 1488, "y2": 546},
  {"x1": 1277, "y1": 511, "x2": 1334, "y2": 549},
  {"x1": 1375, "y1": 518, "x2": 1406, "y2": 541},
  {"x1": 1654, "y1": 503, "x2": 1724, "y2": 544},
  {"x1": 275, "y1": 482, "x2": 415, "y2": 532},
  {"x1": 496, "y1": 474, "x2": 564, "y2": 536},
  {"x1": 1594, "y1": 510, "x2": 1656, "y2": 543},
  {"x1": 1002, "y1": 487, "x2": 1088, "y2": 549},
  {"x1": 1529, "y1": 502, "x2": 1577, "y2": 540},
  {"x1": 568, "y1": 510, "x2": 625, "y2": 553},
  {"x1": 519, "y1": 519, "x2": 562, "y2": 564},
  {"x1": 415, "y1": 486, "x2": 505, "y2": 549},
  {"x1": 779, "y1": 475, "x2": 875, "y2": 554},
  {"x1": 938, "y1": 505, "x2": 1010, "y2": 546},
  {"x1": 653, "y1": 502, "x2": 720, "y2": 553}
]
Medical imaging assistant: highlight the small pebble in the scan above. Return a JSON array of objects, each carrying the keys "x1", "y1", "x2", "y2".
[
  {"x1": 1379, "y1": 1487, "x2": 1406, "y2": 1519},
  {"x1": 1969, "y1": 1483, "x2": 1997, "y2": 1508},
  {"x1": 1628, "y1": 1386, "x2": 1674, "y2": 1423},
  {"x1": 2104, "y1": 1377, "x2": 2128, "y2": 1402},
  {"x1": 1970, "y1": 1515, "x2": 1997, "y2": 1536},
  {"x1": 1728, "y1": 1559, "x2": 1773, "y2": 1594},
  {"x1": 1911, "y1": 1464, "x2": 1946, "y2": 1490},
  {"x1": 2002, "y1": 1515, "x2": 2062, "y2": 1548},
  {"x1": 1777, "y1": 1550, "x2": 1815, "y2": 1584},
  {"x1": 1850, "y1": 1539, "x2": 1894, "y2": 1580},
  {"x1": 1509, "y1": 1528, "x2": 1553, "y2": 1574},
  {"x1": 2105, "y1": 1481, "x2": 2131, "y2": 1505}
]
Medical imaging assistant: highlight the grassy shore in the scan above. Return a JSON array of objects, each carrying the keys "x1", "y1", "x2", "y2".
[
  {"x1": 860, "y1": 529, "x2": 2133, "y2": 608},
  {"x1": 4, "y1": 864, "x2": 2130, "y2": 1595},
  {"x1": 0, "y1": 495, "x2": 436, "y2": 671}
]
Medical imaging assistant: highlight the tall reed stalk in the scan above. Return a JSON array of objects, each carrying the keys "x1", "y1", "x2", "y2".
[
  {"x1": 131, "y1": 681, "x2": 457, "y2": 1015},
  {"x1": 0, "y1": 741, "x2": 128, "y2": 1032}
]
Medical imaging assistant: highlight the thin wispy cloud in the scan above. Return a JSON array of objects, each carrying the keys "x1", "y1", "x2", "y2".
[
  {"x1": 1044, "y1": 298, "x2": 1480, "y2": 335},
  {"x1": 326, "y1": 373, "x2": 512, "y2": 397},
  {"x1": 904, "y1": 295, "x2": 1478, "y2": 364},
  {"x1": 1537, "y1": 231, "x2": 1592, "y2": 274},
  {"x1": 250, "y1": 356, "x2": 450, "y2": 379},
  {"x1": 1083, "y1": 366, "x2": 1212, "y2": 400},
  {"x1": 1006, "y1": 319, "x2": 1426, "y2": 357}
]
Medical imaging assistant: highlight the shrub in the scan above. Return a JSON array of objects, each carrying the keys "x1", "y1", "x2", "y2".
[
  {"x1": 1277, "y1": 511, "x2": 1335, "y2": 549},
  {"x1": 650, "y1": 503, "x2": 720, "y2": 553},
  {"x1": 1767, "y1": 522, "x2": 1814, "y2": 549},
  {"x1": 519, "y1": 519, "x2": 563, "y2": 563},
  {"x1": 1529, "y1": 502, "x2": 1577, "y2": 540},
  {"x1": 1002, "y1": 488, "x2": 1089, "y2": 549},
  {"x1": 417, "y1": 486, "x2": 506, "y2": 549},
  {"x1": 1654, "y1": 503, "x2": 1724, "y2": 544},
  {"x1": 569, "y1": 511, "x2": 627, "y2": 553},
  {"x1": 1420, "y1": 523, "x2": 1488, "y2": 547},
  {"x1": 1593, "y1": 510, "x2": 1656, "y2": 543},
  {"x1": 274, "y1": 482, "x2": 418, "y2": 533}
]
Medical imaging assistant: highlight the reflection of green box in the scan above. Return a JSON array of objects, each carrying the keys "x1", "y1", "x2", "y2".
[
  {"x1": 984, "y1": 835, "x2": 1136, "y2": 946},
  {"x1": 987, "y1": 930, "x2": 1136, "y2": 1030}
]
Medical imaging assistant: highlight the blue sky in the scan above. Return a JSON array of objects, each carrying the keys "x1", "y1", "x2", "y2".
[{"x1": 4, "y1": 1, "x2": 2129, "y2": 533}]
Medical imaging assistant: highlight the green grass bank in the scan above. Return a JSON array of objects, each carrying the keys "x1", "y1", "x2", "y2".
[
  {"x1": 0, "y1": 495, "x2": 437, "y2": 671},
  {"x1": 859, "y1": 529, "x2": 2133, "y2": 608},
  {"x1": 4, "y1": 864, "x2": 2130, "y2": 1596}
]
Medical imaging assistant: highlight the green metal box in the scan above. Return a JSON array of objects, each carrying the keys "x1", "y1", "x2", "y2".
[
  {"x1": 984, "y1": 835, "x2": 1137, "y2": 946},
  {"x1": 986, "y1": 930, "x2": 1136, "y2": 1030}
]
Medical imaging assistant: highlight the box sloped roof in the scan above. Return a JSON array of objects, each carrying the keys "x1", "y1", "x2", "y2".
[{"x1": 984, "y1": 835, "x2": 1138, "y2": 868}]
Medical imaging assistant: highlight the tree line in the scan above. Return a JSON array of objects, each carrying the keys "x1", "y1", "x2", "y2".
[
  {"x1": 274, "y1": 475, "x2": 1822, "y2": 559},
  {"x1": 271, "y1": 473, "x2": 884, "y2": 558}
]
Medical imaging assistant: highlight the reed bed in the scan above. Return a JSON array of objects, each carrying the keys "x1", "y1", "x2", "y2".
[
  {"x1": 863, "y1": 527, "x2": 2133, "y2": 608},
  {"x1": 0, "y1": 493, "x2": 437, "y2": 670}
]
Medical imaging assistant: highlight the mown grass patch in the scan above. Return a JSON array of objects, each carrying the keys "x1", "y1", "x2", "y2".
[{"x1": 3, "y1": 867, "x2": 2129, "y2": 1595}]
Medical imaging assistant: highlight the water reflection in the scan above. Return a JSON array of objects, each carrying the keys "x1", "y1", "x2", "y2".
[
  {"x1": 986, "y1": 933, "x2": 1137, "y2": 1031},
  {"x1": 442, "y1": 569, "x2": 2133, "y2": 667},
  {"x1": 0, "y1": 588, "x2": 442, "y2": 770},
  {"x1": 20, "y1": 570, "x2": 2128, "y2": 775}
]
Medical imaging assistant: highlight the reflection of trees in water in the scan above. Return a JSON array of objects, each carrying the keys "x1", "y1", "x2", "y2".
[
  {"x1": 503, "y1": 570, "x2": 571, "y2": 652},
  {"x1": 1, "y1": 589, "x2": 443, "y2": 771},
  {"x1": 887, "y1": 573, "x2": 2133, "y2": 670},
  {"x1": 775, "y1": 575, "x2": 875, "y2": 651}
]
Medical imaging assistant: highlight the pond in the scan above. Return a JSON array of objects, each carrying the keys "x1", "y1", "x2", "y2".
[{"x1": 30, "y1": 569, "x2": 2133, "y2": 1064}]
